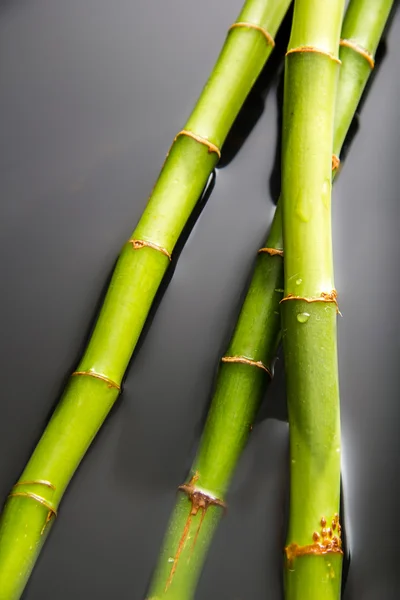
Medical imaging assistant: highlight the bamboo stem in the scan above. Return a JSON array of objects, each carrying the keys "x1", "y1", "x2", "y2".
[
  {"x1": 147, "y1": 2, "x2": 395, "y2": 597},
  {"x1": 0, "y1": 2, "x2": 292, "y2": 598},
  {"x1": 281, "y1": 1, "x2": 345, "y2": 599},
  {"x1": 147, "y1": 203, "x2": 284, "y2": 600}
]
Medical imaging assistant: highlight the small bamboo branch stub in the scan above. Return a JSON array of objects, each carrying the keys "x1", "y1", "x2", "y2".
[{"x1": 258, "y1": 247, "x2": 284, "y2": 257}]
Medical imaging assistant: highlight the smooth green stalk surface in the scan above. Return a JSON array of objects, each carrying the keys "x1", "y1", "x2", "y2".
[
  {"x1": 0, "y1": 2, "x2": 292, "y2": 598},
  {"x1": 281, "y1": 1, "x2": 345, "y2": 599},
  {"x1": 148, "y1": 205, "x2": 284, "y2": 600},
  {"x1": 148, "y1": 1, "x2": 395, "y2": 597},
  {"x1": 333, "y1": 0, "x2": 394, "y2": 158}
]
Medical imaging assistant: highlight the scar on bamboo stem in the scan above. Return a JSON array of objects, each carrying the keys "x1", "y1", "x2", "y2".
[
  {"x1": 164, "y1": 472, "x2": 226, "y2": 591},
  {"x1": 285, "y1": 514, "x2": 342, "y2": 570}
]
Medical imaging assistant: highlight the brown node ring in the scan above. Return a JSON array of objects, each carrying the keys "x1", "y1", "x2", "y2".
[
  {"x1": 340, "y1": 38, "x2": 375, "y2": 69},
  {"x1": 174, "y1": 130, "x2": 221, "y2": 159},
  {"x1": 129, "y1": 239, "x2": 172, "y2": 261},
  {"x1": 71, "y1": 371, "x2": 121, "y2": 391},
  {"x1": 258, "y1": 247, "x2": 283, "y2": 257},
  {"x1": 280, "y1": 290, "x2": 339, "y2": 313},
  {"x1": 8, "y1": 491, "x2": 58, "y2": 536},
  {"x1": 221, "y1": 355, "x2": 272, "y2": 378},
  {"x1": 229, "y1": 22, "x2": 275, "y2": 48},
  {"x1": 286, "y1": 46, "x2": 342, "y2": 65},
  {"x1": 285, "y1": 540, "x2": 343, "y2": 567},
  {"x1": 12, "y1": 479, "x2": 56, "y2": 490}
]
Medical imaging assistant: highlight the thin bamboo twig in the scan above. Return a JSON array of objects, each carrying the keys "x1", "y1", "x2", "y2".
[
  {"x1": 0, "y1": 1, "x2": 292, "y2": 598},
  {"x1": 146, "y1": 3, "x2": 395, "y2": 597}
]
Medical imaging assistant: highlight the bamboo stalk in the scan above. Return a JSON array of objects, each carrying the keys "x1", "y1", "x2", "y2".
[
  {"x1": 146, "y1": 2, "x2": 395, "y2": 598},
  {"x1": 280, "y1": 1, "x2": 345, "y2": 599},
  {"x1": 147, "y1": 202, "x2": 284, "y2": 600},
  {"x1": 0, "y1": 2, "x2": 292, "y2": 599},
  {"x1": 282, "y1": 2, "x2": 394, "y2": 597}
]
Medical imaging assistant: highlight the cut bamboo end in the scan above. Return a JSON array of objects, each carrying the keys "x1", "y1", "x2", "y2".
[
  {"x1": 258, "y1": 247, "x2": 284, "y2": 257},
  {"x1": 71, "y1": 371, "x2": 121, "y2": 391},
  {"x1": 332, "y1": 154, "x2": 340, "y2": 171},
  {"x1": 221, "y1": 355, "x2": 272, "y2": 378},
  {"x1": 280, "y1": 290, "x2": 339, "y2": 313},
  {"x1": 8, "y1": 491, "x2": 58, "y2": 535},
  {"x1": 340, "y1": 38, "x2": 375, "y2": 69},
  {"x1": 174, "y1": 130, "x2": 221, "y2": 159},
  {"x1": 286, "y1": 46, "x2": 342, "y2": 65},
  {"x1": 12, "y1": 480, "x2": 56, "y2": 491},
  {"x1": 129, "y1": 239, "x2": 172, "y2": 261},
  {"x1": 229, "y1": 22, "x2": 275, "y2": 48}
]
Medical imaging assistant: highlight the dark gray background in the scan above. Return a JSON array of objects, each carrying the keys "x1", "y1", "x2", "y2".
[{"x1": 0, "y1": 1, "x2": 399, "y2": 598}]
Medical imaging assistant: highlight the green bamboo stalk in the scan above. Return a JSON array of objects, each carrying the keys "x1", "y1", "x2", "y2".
[
  {"x1": 282, "y1": 2, "x2": 394, "y2": 597},
  {"x1": 0, "y1": 2, "x2": 292, "y2": 599},
  {"x1": 147, "y1": 2, "x2": 394, "y2": 598},
  {"x1": 147, "y1": 202, "x2": 284, "y2": 600},
  {"x1": 280, "y1": 1, "x2": 345, "y2": 599}
]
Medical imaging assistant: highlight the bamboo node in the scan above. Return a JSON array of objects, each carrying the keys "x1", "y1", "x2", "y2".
[
  {"x1": 258, "y1": 247, "x2": 283, "y2": 257},
  {"x1": 340, "y1": 38, "x2": 375, "y2": 69},
  {"x1": 285, "y1": 513, "x2": 342, "y2": 567},
  {"x1": 71, "y1": 371, "x2": 121, "y2": 391},
  {"x1": 129, "y1": 239, "x2": 172, "y2": 261},
  {"x1": 229, "y1": 22, "x2": 275, "y2": 48},
  {"x1": 280, "y1": 290, "x2": 339, "y2": 313},
  {"x1": 178, "y1": 472, "x2": 227, "y2": 516},
  {"x1": 174, "y1": 130, "x2": 221, "y2": 159},
  {"x1": 332, "y1": 154, "x2": 340, "y2": 171},
  {"x1": 8, "y1": 484, "x2": 58, "y2": 536},
  {"x1": 286, "y1": 46, "x2": 342, "y2": 65},
  {"x1": 165, "y1": 473, "x2": 226, "y2": 591},
  {"x1": 221, "y1": 355, "x2": 272, "y2": 378},
  {"x1": 12, "y1": 479, "x2": 56, "y2": 490}
]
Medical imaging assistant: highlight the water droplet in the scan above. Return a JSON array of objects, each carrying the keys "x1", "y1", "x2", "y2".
[
  {"x1": 297, "y1": 312, "x2": 310, "y2": 324},
  {"x1": 295, "y1": 278, "x2": 302, "y2": 286},
  {"x1": 295, "y1": 190, "x2": 311, "y2": 222},
  {"x1": 321, "y1": 178, "x2": 331, "y2": 209},
  {"x1": 168, "y1": 557, "x2": 174, "y2": 563}
]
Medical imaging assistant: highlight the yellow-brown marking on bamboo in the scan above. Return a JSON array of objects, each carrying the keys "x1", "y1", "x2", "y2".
[
  {"x1": 165, "y1": 472, "x2": 226, "y2": 591},
  {"x1": 258, "y1": 247, "x2": 284, "y2": 257},
  {"x1": 332, "y1": 154, "x2": 340, "y2": 171},
  {"x1": 71, "y1": 370, "x2": 121, "y2": 390},
  {"x1": 174, "y1": 130, "x2": 221, "y2": 159},
  {"x1": 13, "y1": 480, "x2": 56, "y2": 491},
  {"x1": 229, "y1": 22, "x2": 275, "y2": 48},
  {"x1": 286, "y1": 46, "x2": 342, "y2": 65},
  {"x1": 285, "y1": 514, "x2": 342, "y2": 568},
  {"x1": 8, "y1": 491, "x2": 58, "y2": 535},
  {"x1": 280, "y1": 290, "x2": 340, "y2": 313},
  {"x1": 128, "y1": 239, "x2": 172, "y2": 261},
  {"x1": 340, "y1": 38, "x2": 375, "y2": 69},
  {"x1": 285, "y1": 540, "x2": 343, "y2": 566},
  {"x1": 221, "y1": 355, "x2": 272, "y2": 378}
]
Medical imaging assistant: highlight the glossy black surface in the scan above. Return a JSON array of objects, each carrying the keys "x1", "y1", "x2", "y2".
[{"x1": 0, "y1": 1, "x2": 399, "y2": 598}]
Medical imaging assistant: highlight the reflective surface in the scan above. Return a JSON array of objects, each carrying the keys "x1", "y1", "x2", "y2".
[{"x1": 0, "y1": 1, "x2": 399, "y2": 598}]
